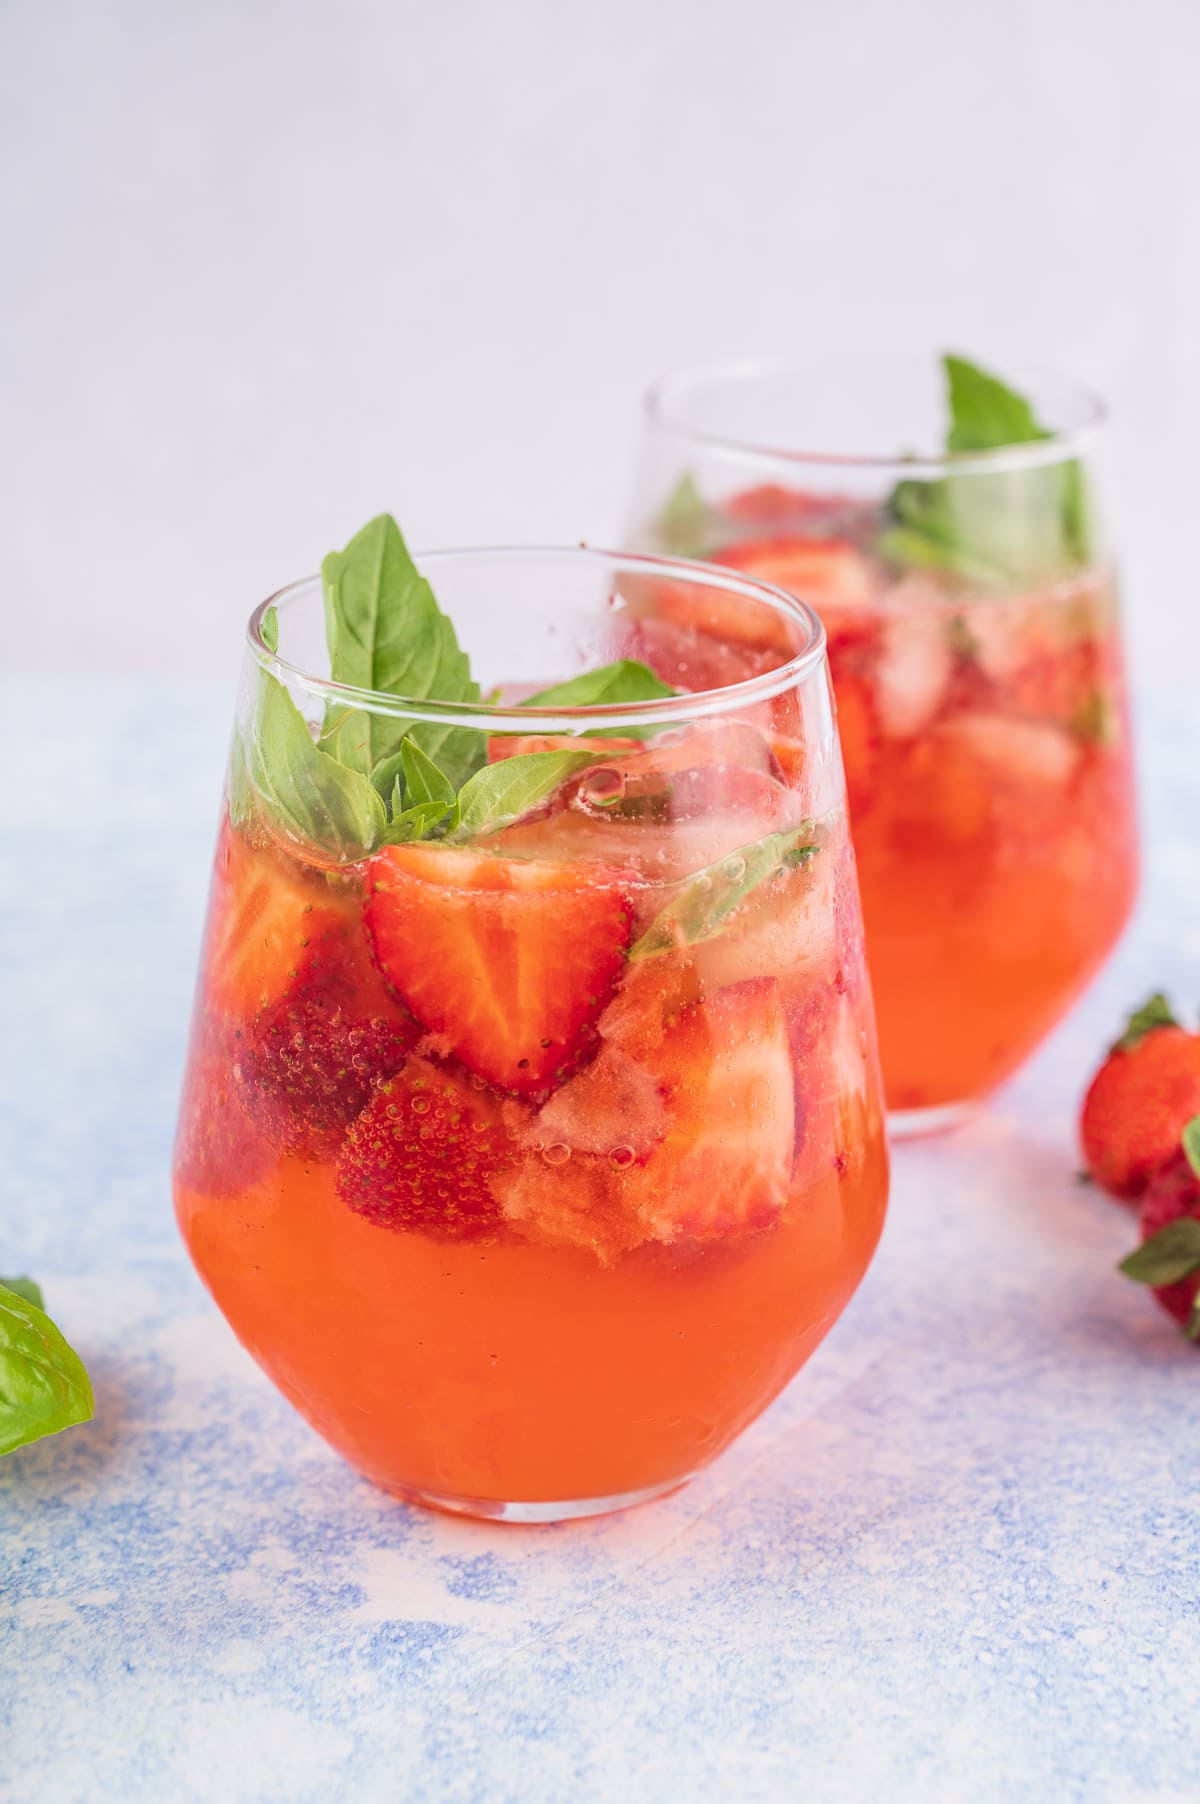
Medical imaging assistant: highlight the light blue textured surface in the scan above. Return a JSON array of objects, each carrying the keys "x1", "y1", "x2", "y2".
[{"x1": 3, "y1": 680, "x2": 1198, "y2": 1804}]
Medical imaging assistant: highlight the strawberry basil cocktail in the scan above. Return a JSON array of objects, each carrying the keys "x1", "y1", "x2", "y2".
[
  {"x1": 630, "y1": 354, "x2": 1138, "y2": 1129},
  {"x1": 173, "y1": 523, "x2": 888, "y2": 1520}
]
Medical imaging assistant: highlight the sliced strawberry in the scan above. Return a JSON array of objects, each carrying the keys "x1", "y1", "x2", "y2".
[
  {"x1": 714, "y1": 535, "x2": 877, "y2": 613},
  {"x1": 233, "y1": 988, "x2": 419, "y2": 1158},
  {"x1": 174, "y1": 1017, "x2": 274, "y2": 1198},
  {"x1": 634, "y1": 976, "x2": 795, "y2": 1241},
  {"x1": 498, "y1": 977, "x2": 795, "y2": 1256},
  {"x1": 202, "y1": 821, "x2": 352, "y2": 1025},
  {"x1": 337, "y1": 1057, "x2": 517, "y2": 1237},
  {"x1": 364, "y1": 844, "x2": 634, "y2": 1096},
  {"x1": 487, "y1": 733, "x2": 640, "y2": 764}
]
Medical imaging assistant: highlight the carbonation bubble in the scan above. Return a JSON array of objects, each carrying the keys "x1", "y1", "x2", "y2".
[
  {"x1": 542, "y1": 1142, "x2": 571, "y2": 1166},
  {"x1": 609, "y1": 1146, "x2": 636, "y2": 1169}
]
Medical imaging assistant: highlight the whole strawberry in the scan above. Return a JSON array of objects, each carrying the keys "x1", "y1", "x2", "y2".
[
  {"x1": 1120, "y1": 1118, "x2": 1200, "y2": 1338},
  {"x1": 1080, "y1": 994, "x2": 1200, "y2": 1201}
]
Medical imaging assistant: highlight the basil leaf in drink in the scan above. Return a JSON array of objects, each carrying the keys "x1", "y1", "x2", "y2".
[
  {"x1": 399, "y1": 736, "x2": 458, "y2": 810},
  {"x1": 246, "y1": 663, "x2": 387, "y2": 863},
  {"x1": 0, "y1": 1277, "x2": 43, "y2": 1310},
  {"x1": 0, "y1": 1284, "x2": 94, "y2": 1458},
  {"x1": 630, "y1": 826, "x2": 818, "y2": 959},
  {"x1": 943, "y1": 354, "x2": 1047, "y2": 453},
  {"x1": 656, "y1": 471, "x2": 713, "y2": 558},
  {"x1": 880, "y1": 354, "x2": 1090, "y2": 587},
  {"x1": 1119, "y1": 1219, "x2": 1200, "y2": 1287},
  {"x1": 383, "y1": 743, "x2": 461, "y2": 842},
  {"x1": 521, "y1": 660, "x2": 676, "y2": 710},
  {"x1": 320, "y1": 514, "x2": 484, "y2": 795},
  {"x1": 451, "y1": 749, "x2": 600, "y2": 840}
]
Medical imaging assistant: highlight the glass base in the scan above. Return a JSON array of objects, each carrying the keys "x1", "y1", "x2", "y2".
[
  {"x1": 383, "y1": 1474, "x2": 689, "y2": 1524},
  {"x1": 887, "y1": 1098, "x2": 980, "y2": 1140}
]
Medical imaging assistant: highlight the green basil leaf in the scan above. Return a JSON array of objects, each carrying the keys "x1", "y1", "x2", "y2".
[
  {"x1": 631, "y1": 826, "x2": 818, "y2": 960},
  {"x1": 655, "y1": 471, "x2": 713, "y2": 558},
  {"x1": 1119, "y1": 1219, "x2": 1200, "y2": 1287},
  {"x1": 451, "y1": 749, "x2": 599, "y2": 841},
  {"x1": 1183, "y1": 1117, "x2": 1200, "y2": 1183},
  {"x1": 0, "y1": 1277, "x2": 43, "y2": 1310},
  {"x1": 246, "y1": 667, "x2": 387, "y2": 863},
  {"x1": 944, "y1": 353, "x2": 1047, "y2": 453},
  {"x1": 319, "y1": 514, "x2": 484, "y2": 793},
  {"x1": 399, "y1": 736, "x2": 458, "y2": 808},
  {"x1": 0, "y1": 1285, "x2": 94, "y2": 1457},
  {"x1": 882, "y1": 354, "x2": 1090, "y2": 587},
  {"x1": 1114, "y1": 992, "x2": 1179, "y2": 1053},
  {"x1": 521, "y1": 660, "x2": 676, "y2": 710}
]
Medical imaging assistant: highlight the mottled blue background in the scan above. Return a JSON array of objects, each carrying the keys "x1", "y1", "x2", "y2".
[{"x1": 3, "y1": 682, "x2": 1198, "y2": 1803}]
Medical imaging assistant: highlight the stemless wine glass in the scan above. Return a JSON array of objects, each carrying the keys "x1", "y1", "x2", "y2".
[
  {"x1": 173, "y1": 545, "x2": 889, "y2": 1522},
  {"x1": 627, "y1": 357, "x2": 1139, "y2": 1133}
]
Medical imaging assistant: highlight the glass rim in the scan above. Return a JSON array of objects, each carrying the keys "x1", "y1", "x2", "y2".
[
  {"x1": 247, "y1": 543, "x2": 828, "y2": 733},
  {"x1": 644, "y1": 353, "x2": 1109, "y2": 477}
]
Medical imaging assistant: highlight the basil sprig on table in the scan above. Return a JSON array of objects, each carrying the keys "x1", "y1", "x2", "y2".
[
  {"x1": 0, "y1": 1280, "x2": 94, "y2": 1458},
  {"x1": 242, "y1": 514, "x2": 676, "y2": 861},
  {"x1": 880, "y1": 354, "x2": 1091, "y2": 588}
]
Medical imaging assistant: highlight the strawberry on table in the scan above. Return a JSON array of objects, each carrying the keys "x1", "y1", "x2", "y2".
[
  {"x1": 1081, "y1": 996, "x2": 1200, "y2": 1202},
  {"x1": 337, "y1": 1058, "x2": 517, "y2": 1237},
  {"x1": 1120, "y1": 1118, "x2": 1200, "y2": 1336},
  {"x1": 364, "y1": 844, "x2": 634, "y2": 1097}
]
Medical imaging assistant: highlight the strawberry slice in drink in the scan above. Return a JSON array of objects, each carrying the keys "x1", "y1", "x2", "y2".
[
  {"x1": 497, "y1": 975, "x2": 796, "y2": 1255},
  {"x1": 364, "y1": 844, "x2": 635, "y2": 1097},
  {"x1": 635, "y1": 976, "x2": 796, "y2": 1240},
  {"x1": 202, "y1": 822, "x2": 354, "y2": 1025},
  {"x1": 337, "y1": 1056, "x2": 518, "y2": 1238}
]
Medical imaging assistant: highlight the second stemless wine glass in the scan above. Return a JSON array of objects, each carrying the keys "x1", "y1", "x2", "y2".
[
  {"x1": 627, "y1": 356, "x2": 1139, "y2": 1133},
  {"x1": 173, "y1": 542, "x2": 888, "y2": 1521}
]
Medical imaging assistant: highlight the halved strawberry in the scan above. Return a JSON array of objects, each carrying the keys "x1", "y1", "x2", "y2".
[
  {"x1": 497, "y1": 976, "x2": 795, "y2": 1256},
  {"x1": 364, "y1": 845, "x2": 634, "y2": 1096},
  {"x1": 202, "y1": 821, "x2": 352, "y2": 1025},
  {"x1": 233, "y1": 985, "x2": 419, "y2": 1158},
  {"x1": 714, "y1": 535, "x2": 877, "y2": 613},
  {"x1": 487, "y1": 733, "x2": 640, "y2": 764},
  {"x1": 634, "y1": 976, "x2": 795, "y2": 1241},
  {"x1": 337, "y1": 1057, "x2": 517, "y2": 1237}
]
